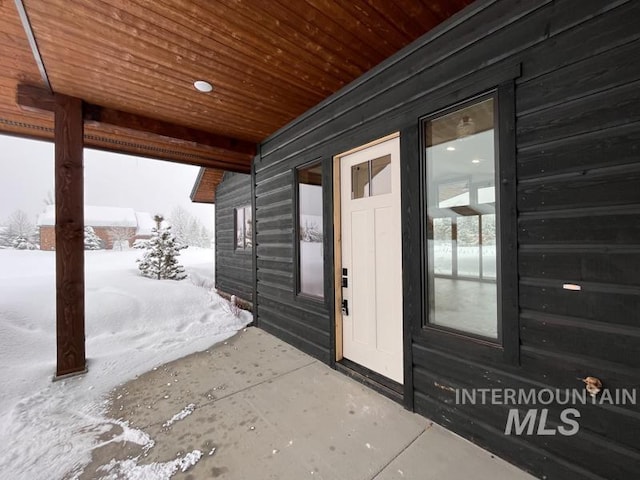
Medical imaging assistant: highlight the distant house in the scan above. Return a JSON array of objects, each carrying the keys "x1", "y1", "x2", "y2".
[{"x1": 37, "y1": 205, "x2": 155, "y2": 250}]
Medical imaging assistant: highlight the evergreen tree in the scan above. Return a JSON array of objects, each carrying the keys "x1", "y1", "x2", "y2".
[
  {"x1": 137, "y1": 214, "x2": 187, "y2": 280},
  {"x1": 84, "y1": 226, "x2": 104, "y2": 250},
  {"x1": 11, "y1": 235, "x2": 38, "y2": 250}
]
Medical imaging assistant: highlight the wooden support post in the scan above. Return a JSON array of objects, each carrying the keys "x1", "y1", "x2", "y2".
[{"x1": 54, "y1": 94, "x2": 86, "y2": 379}]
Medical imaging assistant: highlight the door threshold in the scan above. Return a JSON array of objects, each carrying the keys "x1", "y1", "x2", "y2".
[{"x1": 336, "y1": 358, "x2": 403, "y2": 404}]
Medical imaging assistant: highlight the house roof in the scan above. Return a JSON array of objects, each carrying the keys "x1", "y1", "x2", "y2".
[
  {"x1": 134, "y1": 211, "x2": 156, "y2": 237},
  {"x1": 190, "y1": 168, "x2": 225, "y2": 204},
  {"x1": 0, "y1": 0, "x2": 473, "y2": 173}
]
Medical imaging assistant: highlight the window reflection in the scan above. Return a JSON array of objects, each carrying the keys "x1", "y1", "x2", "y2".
[
  {"x1": 424, "y1": 96, "x2": 498, "y2": 339},
  {"x1": 351, "y1": 155, "x2": 391, "y2": 199},
  {"x1": 298, "y1": 163, "x2": 324, "y2": 298},
  {"x1": 351, "y1": 161, "x2": 369, "y2": 199},
  {"x1": 370, "y1": 155, "x2": 391, "y2": 196},
  {"x1": 235, "y1": 205, "x2": 251, "y2": 251},
  {"x1": 236, "y1": 208, "x2": 244, "y2": 249}
]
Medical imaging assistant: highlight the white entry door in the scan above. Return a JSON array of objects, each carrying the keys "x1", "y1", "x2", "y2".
[{"x1": 340, "y1": 135, "x2": 403, "y2": 384}]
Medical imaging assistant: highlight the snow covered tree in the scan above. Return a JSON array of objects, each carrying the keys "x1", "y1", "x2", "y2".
[
  {"x1": 108, "y1": 226, "x2": 133, "y2": 251},
  {"x1": 168, "y1": 205, "x2": 212, "y2": 247},
  {"x1": 168, "y1": 206, "x2": 191, "y2": 246},
  {"x1": 42, "y1": 190, "x2": 54, "y2": 206},
  {"x1": 2, "y1": 210, "x2": 38, "y2": 249},
  {"x1": 137, "y1": 214, "x2": 187, "y2": 280},
  {"x1": 188, "y1": 217, "x2": 200, "y2": 245},
  {"x1": 300, "y1": 219, "x2": 322, "y2": 243},
  {"x1": 199, "y1": 224, "x2": 212, "y2": 248},
  {"x1": 11, "y1": 235, "x2": 38, "y2": 250},
  {"x1": 84, "y1": 226, "x2": 104, "y2": 250},
  {"x1": 0, "y1": 225, "x2": 10, "y2": 248}
]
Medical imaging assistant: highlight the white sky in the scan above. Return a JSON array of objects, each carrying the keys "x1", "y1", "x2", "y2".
[{"x1": 0, "y1": 134, "x2": 214, "y2": 229}]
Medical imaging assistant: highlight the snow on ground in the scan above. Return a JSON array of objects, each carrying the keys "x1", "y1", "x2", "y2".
[
  {"x1": 162, "y1": 403, "x2": 196, "y2": 428},
  {"x1": 0, "y1": 248, "x2": 251, "y2": 479}
]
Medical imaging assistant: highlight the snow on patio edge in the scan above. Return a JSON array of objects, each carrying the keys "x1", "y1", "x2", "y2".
[{"x1": 0, "y1": 249, "x2": 251, "y2": 480}]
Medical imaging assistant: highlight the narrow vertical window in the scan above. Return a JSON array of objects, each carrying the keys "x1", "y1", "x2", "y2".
[
  {"x1": 297, "y1": 162, "x2": 324, "y2": 298},
  {"x1": 423, "y1": 95, "x2": 499, "y2": 340},
  {"x1": 244, "y1": 207, "x2": 252, "y2": 249},
  {"x1": 235, "y1": 207, "x2": 244, "y2": 249},
  {"x1": 235, "y1": 205, "x2": 251, "y2": 251}
]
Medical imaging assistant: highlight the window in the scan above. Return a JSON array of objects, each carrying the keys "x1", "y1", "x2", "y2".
[
  {"x1": 235, "y1": 205, "x2": 252, "y2": 251},
  {"x1": 351, "y1": 155, "x2": 392, "y2": 199},
  {"x1": 296, "y1": 162, "x2": 324, "y2": 298},
  {"x1": 423, "y1": 94, "x2": 499, "y2": 340}
]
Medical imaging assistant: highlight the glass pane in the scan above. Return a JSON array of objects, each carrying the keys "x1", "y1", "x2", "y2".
[
  {"x1": 424, "y1": 96, "x2": 498, "y2": 339},
  {"x1": 457, "y1": 215, "x2": 480, "y2": 277},
  {"x1": 235, "y1": 208, "x2": 244, "y2": 249},
  {"x1": 370, "y1": 155, "x2": 391, "y2": 196},
  {"x1": 438, "y1": 180, "x2": 469, "y2": 208},
  {"x1": 481, "y1": 214, "x2": 496, "y2": 279},
  {"x1": 298, "y1": 163, "x2": 324, "y2": 298},
  {"x1": 244, "y1": 207, "x2": 252, "y2": 248},
  {"x1": 478, "y1": 186, "x2": 495, "y2": 204},
  {"x1": 433, "y1": 217, "x2": 452, "y2": 275},
  {"x1": 351, "y1": 161, "x2": 369, "y2": 199}
]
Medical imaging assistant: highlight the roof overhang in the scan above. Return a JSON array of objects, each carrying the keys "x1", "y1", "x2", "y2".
[
  {"x1": 190, "y1": 167, "x2": 225, "y2": 204},
  {"x1": 1, "y1": 0, "x2": 474, "y2": 173}
]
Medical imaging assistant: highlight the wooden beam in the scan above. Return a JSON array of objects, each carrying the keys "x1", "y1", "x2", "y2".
[
  {"x1": 83, "y1": 104, "x2": 256, "y2": 156},
  {"x1": 16, "y1": 84, "x2": 56, "y2": 113},
  {"x1": 54, "y1": 93, "x2": 87, "y2": 379},
  {"x1": 16, "y1": 84, "x2": 255, "y2": 172}
]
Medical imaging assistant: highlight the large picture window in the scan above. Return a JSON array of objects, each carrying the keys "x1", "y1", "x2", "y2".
[
  {"x1": 235, "y1": 205, "x2": 252, "y2": 251},
  {"x1": 296, "y1": 162, "x2": 324, "y2": 298},
  {"x1": 423, "y1": 94, "x2": 499, "y2": 340}
]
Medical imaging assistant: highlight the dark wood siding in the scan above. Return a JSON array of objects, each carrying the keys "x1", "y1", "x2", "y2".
[
  {"x1": 215, "y1": 172, "x2": 253, "y2": 302},
  {"x1": 253, "y1": 160, "x2": 333, "y2": 363},
  {"x1": 254, "y1": 1, "x2": 640, "y2": 478}
]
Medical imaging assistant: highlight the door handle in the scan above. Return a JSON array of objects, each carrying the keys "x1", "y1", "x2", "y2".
[{"x1": 341, "y1": 299, "x2": 349, "y2": 316}]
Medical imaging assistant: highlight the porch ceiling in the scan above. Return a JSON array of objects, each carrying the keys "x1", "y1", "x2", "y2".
[{"x1": 0, "y1": 0, "x2": 473, "y2": 171}]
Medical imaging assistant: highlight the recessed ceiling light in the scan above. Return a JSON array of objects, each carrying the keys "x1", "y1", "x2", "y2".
[
  {"x1": 193, "y1": 80, "x2": 213, "y2": 93},
  {"x1": 446, "y1": 146, "x2": 456, "y2": 151},
  {"x1": 471, "y1": 159, "x2": 481, "y2": 164}
]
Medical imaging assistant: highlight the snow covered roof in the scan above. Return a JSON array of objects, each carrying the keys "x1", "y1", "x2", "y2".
[
  {"x1": 134, "y1": 211, "x2": 155, "y2": 236},
  {"x1": 37, "y1": 205, "x2": 138, "y2": 228}
]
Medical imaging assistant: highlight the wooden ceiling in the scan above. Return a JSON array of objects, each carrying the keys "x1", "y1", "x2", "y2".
[{"x1": 0, "y1": 0, "x2": 473, "y2": 173}]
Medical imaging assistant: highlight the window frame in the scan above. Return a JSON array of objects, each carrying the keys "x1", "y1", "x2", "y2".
[
  {"x1": 418, "y1": 86, "x2": 518, "y2": 363},
  {"x1": 294, "y1": 159, "x2": 325, "y2": 302},
  {"x1": 234, "y1": 205, "x2": 252, "y2": 253}
]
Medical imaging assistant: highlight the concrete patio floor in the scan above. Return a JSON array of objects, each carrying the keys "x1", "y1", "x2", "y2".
[{"x1": 76, "y1": 327, "x2": 535, "y2": 479}]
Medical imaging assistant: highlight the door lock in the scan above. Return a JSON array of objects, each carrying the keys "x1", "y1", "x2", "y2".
[{"x1": 341, "y1": 299, "x2": 349, "y2": 316}]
